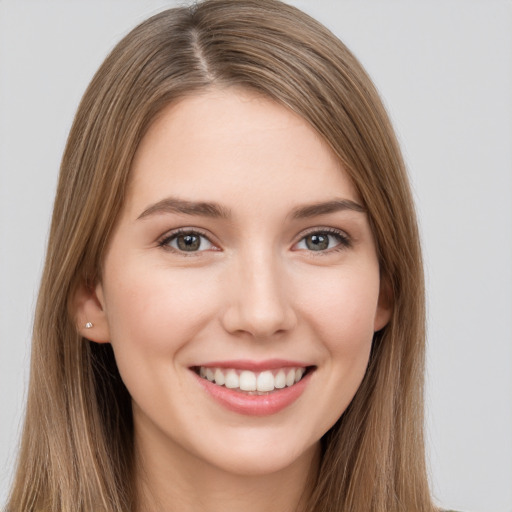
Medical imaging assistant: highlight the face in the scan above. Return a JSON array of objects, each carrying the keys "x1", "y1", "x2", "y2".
[{"x1": 85, "y1": 89, "x2": 390, "y2": 477}]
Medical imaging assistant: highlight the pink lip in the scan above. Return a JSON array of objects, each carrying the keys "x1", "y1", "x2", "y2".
[{"x1": 192, "y1": 365, "x2": 313, "y2": 417}]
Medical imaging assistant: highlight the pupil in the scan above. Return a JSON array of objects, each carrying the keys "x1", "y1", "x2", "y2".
[
  {"x1": 178, "y1": 234, "x2": 200, "y2": 251},
  {"x1": 306, "y1": 234, "x2": 328, "y2": 251}
]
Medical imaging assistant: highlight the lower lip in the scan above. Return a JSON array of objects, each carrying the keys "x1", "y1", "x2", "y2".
[{"x1": 194, "y1": 370, "x2": 312, "y2": 416}]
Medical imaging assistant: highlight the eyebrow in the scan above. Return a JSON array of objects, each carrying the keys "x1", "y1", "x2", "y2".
[
  {"x1": 137, "y1": 196, "x2": 365, "y2": 221},
  {"x1": 290, "y1": 199, "x2": 366, "y2": 219},
  {"x1": 137, "y1": 197, "x2": 231, "y2": 220}
]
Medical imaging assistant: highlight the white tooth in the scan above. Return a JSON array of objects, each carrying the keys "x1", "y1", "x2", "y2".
[
  {"x1": 256, "y1": 371, "x2": 275, "y2": 392},
  {"x1": 285, "y1": 368, "x2": 296, "y2": 387},
  {"x1": 199, "y1": 367, "x2": 206, "y2": 378},
  {"x1": 214, "y1": 368, "x2": 225, "y2": 386},
  {"x1": 274, "y1": 370, "x2": 286, "y2": 389},
  {"x1": 295, "y1": 368, "x2": 304, "y2": 383},
  {"x1": 205, "y1": 368, "x2": 215, "y2": 381},
  {"x1": 239, "y1": 370, "x2": 257, "y2": 391},
  {"x1": 225, "y1": 370, "x2": 239, "y2": 389}
]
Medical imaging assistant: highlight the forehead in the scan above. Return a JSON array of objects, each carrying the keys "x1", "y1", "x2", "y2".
[{"x1": 125, "y1": 88, "x2": 360, "y2": 218}]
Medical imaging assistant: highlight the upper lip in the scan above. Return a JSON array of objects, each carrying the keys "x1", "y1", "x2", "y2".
[{"x1": 192, "y1": 359, "x2": 312, "y2": 371}]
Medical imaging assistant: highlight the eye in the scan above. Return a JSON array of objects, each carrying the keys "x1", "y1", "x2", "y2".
[
  {"x1": 160, "y1": 230, "x2": 215, "y2": 253},
  {"x1": 294, "y1": 229, "x2": 350, "y2": 252}
]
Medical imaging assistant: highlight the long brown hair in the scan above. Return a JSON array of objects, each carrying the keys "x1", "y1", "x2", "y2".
[{"x1": 7, "y1": 1, "x2": 436, "y2": 510}]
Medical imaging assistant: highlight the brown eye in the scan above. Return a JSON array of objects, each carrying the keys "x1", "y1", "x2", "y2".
[
  {"x1": 304, "y1": 233, "x2": 329, "y2": 251},
  {"x1": 162, "y1": 231, "x2": 214, "y2": 252},
  {"x1": 177, "y1": 234, "x2": 201, "y2": 251},
  {"x1": 295, "y1": 230, "x2": 350, "y2": 252}
]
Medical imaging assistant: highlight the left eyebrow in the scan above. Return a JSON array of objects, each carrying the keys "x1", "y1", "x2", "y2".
[{"x1": 290, "y1": 199, "x2": 366, "y2": 219}]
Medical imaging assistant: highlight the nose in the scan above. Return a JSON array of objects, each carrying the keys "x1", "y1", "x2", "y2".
[{"x1": 221, "y1": 249, "x2": 297, "y2": 339}]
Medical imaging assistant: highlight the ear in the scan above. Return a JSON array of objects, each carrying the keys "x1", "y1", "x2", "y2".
[
  {"x1": 374, "y1": 275, "x2": 393, "y2": 332},
  {"x1": 73, "y1": 280, "x2": 111, "y2": 343}
]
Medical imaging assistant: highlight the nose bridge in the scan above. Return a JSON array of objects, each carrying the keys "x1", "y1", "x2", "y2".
[{"x1": 222, "y1": 244, "x2": 296, "y2": 338}]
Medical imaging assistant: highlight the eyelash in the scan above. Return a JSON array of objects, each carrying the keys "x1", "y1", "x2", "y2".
[
  {"x1": 158, "y1": 228, "x2": 217, "y2": 256},
  {"x1": 158, "y1": 227, "x2": 351, "y2": 255},
  {"x1": 295, "y1": 227, "x2": 352, "y2": 254}
]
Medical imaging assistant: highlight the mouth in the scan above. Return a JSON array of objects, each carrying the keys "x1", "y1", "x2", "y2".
[{"x1": 191, "y1": 365, "x2": 315, "y2": 395}]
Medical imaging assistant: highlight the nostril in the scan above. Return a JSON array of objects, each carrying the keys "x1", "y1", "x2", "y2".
[{"x1": 220, "y1": 299, "x2": 298, "y2": 338}]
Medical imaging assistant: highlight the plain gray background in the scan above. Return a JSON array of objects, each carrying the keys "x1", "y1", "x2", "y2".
[{"x1": 1, "y1": 1, "x2": 511, "y2": 511}]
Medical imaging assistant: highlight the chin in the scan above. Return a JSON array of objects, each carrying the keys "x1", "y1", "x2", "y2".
[{"x1": 214, "y1": 445, "x2": 317, "y2": 478}]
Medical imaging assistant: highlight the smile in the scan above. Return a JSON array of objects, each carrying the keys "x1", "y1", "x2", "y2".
[
  {"x1": 192, "y1": 362, "x2": 315, "y2": 416},
  {"x1": 197, "y1": 366, "x2": 307, "y2": 394}
]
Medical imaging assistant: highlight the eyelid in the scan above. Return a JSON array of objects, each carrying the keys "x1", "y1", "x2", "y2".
[
  {"x1": 158, "y1": 227, "x2": 220, "y2": 254},
  {"x1": 292, "y1": 226, "x2": 352, "y2": 252}
]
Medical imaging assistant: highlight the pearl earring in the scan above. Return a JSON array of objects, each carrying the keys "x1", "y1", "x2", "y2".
[{"x1": 85, "y1": 322, "x2": 93, "y2": 329}]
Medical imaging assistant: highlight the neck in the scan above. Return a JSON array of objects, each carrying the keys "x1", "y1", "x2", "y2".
[{"x1": 134, "y1": 428, "x2": 321, "y2": 512}]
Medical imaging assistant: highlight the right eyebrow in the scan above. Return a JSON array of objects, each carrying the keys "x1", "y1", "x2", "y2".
[{"x1": 137, "y1": 197, "x2": 232, "y2": 220}]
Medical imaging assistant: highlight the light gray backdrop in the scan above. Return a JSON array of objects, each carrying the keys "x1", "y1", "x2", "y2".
[{"x1": 1, "y1": 1, "x2": 511, "y2": 511}]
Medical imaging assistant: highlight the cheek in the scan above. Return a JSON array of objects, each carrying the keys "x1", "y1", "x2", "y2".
[
  {"x1": 297, "y1": 263, "x2": 381, "y2": 350},
  {"x1": 100, "y1": 260, "x2": 225, "y2": 423},
  {"x1": 103, "y1": 261, "x2": 221, "y2": 358},
  {"x1": 295, "y1": 265, "x2": 379, "y2": 424},
  {"x1": 316, "y1": 279, "x2": 376, "y2": 379}
]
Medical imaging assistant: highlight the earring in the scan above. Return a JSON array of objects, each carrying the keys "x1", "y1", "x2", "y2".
[{"x1": 85, "y1": 322, "x2": 93, "y2": 329}]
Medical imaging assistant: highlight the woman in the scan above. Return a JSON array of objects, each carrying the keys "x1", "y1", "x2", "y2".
[{"x1": 6, "y1": 0, "x2": 440, "y2": 510}]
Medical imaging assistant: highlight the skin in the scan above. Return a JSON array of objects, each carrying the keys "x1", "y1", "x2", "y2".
[{"x1": 77, "y1": 88, "x2": 391, "y2": 512}]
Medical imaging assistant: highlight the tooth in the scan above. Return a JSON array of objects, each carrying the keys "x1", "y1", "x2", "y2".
[
  {"x1": 256, "y1": 370, "x2": 275, "y2": 392},
  {"x1": 214, "y1": 368, "x2": 225, "y2": 386},
  {"x1": 225, "y1": 370, "x2": 239, "y2": 389},
  {"x1": 285, "y1": 368, "x2": 296, "y2": 387},
  {"x1": 239, "y1": 370, "x2": 257, "y2": 391},
  {"x1": 200, "y1": 366, "x2": 306, "y2": 391},
  {"x1": 274, "y1": 370, "x2": 286, "y2": 389}
]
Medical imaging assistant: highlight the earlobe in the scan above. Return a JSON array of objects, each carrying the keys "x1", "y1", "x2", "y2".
[
  {"x1": 374, "y1": 277, "x2": 393, "y2": 332},
  {"x1": 73, "y1": 280, "x2": 111, "y2": 343}
]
